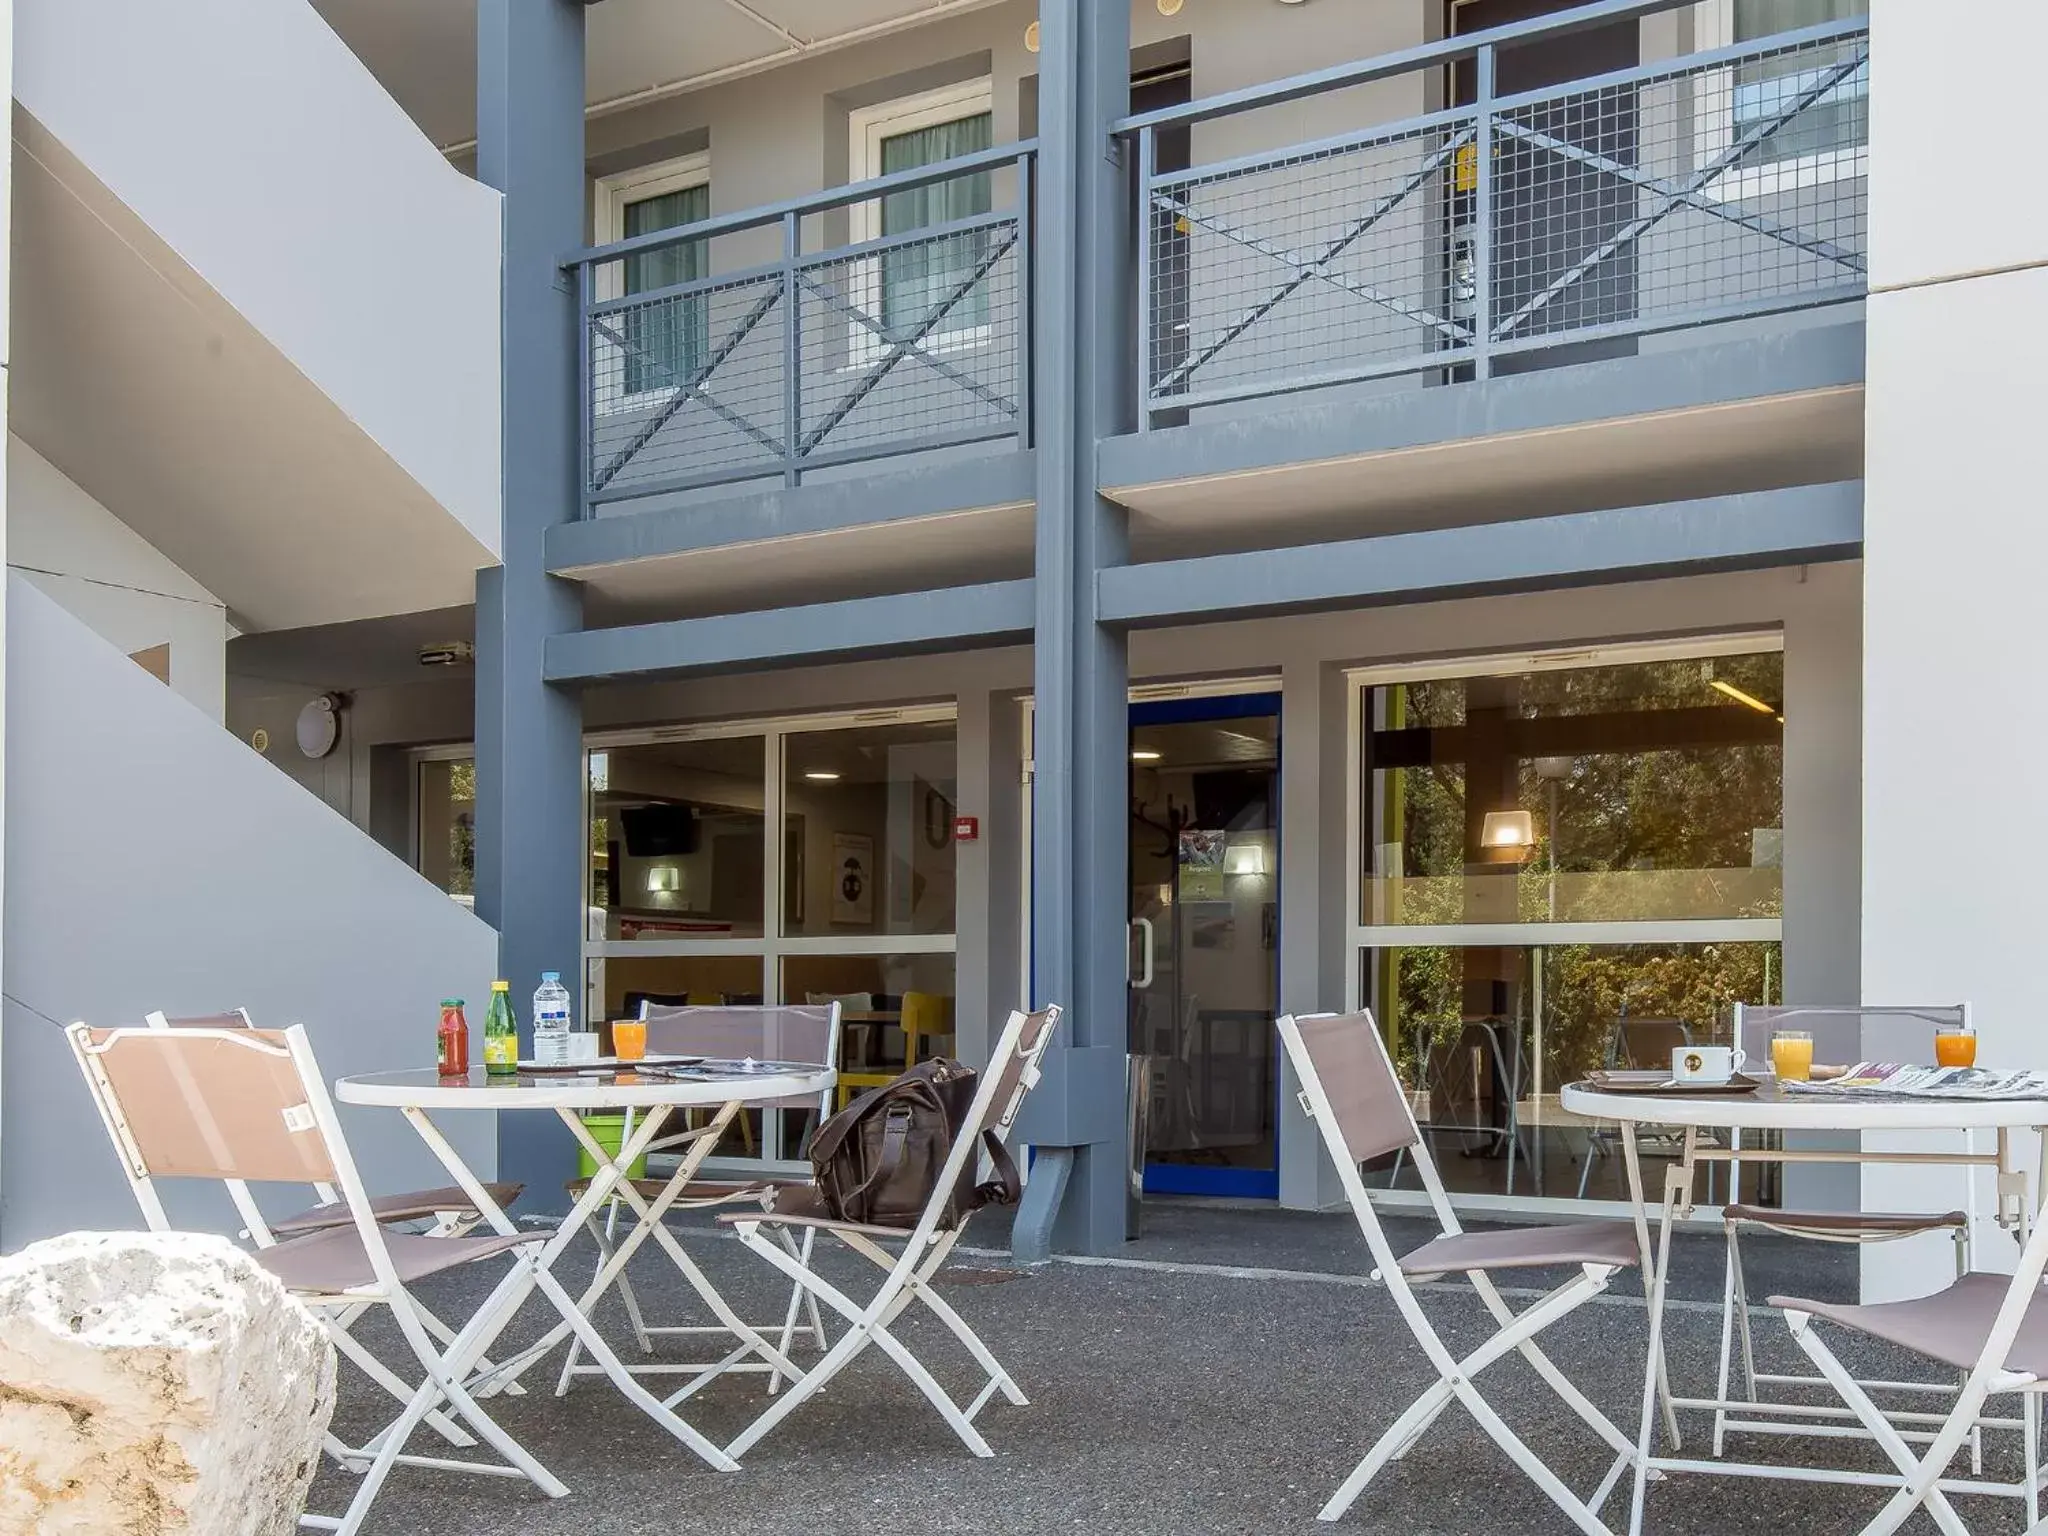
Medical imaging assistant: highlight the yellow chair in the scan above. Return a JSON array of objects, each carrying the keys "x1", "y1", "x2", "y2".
[
  {"x1": 835, "y1": 993, "x2": 955, "y2": 1110},
  {"x1": 902, "y1": 991, "x2": 955, "y2": 1066}
]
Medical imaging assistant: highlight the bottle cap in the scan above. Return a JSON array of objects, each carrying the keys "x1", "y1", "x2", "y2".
[
  {"x1": 491, "y1": 980, "x2": 510, "y2": 991},
  {"x1": 542, "y1": 971, "x2": 561, "y2": 983},
  {"x1": 441, "y1": 999, "x2": 463, "y2": 1008}
]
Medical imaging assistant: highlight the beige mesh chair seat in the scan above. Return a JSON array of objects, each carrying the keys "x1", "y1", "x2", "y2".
[
  {"x1": 67, "y1": 1021, "x2": 572, "y2": 1536},
  {"x1": 554, "y1": 1001, "x2": 842, "y2": 1400},
  {"x1": 256, "y1": 1226, "x2": 542, "y2": 1293},
  {"x1": 720, "y1": 1005, "x2": 1062, "y2": 1462},
  {"x1": 1726, "y1": 1204, "x2": 1968, "y2": 1240},
  {"x1": 1279, "y1": 1010, "x2": 1650, "y2": 1532},
  {"x1": 720, "y1": 1182, "x2": 936, "y2": 1241},
  {"x1": 147, "y1": 1011, "x2": 524, "y2": 1239},
  {"x1": 1400, "y1": 1221, "x2": 1642, "y2": 1280},
  {"x1": 1771, "y1": 1274, "x2": 2048, "y2": 1379},
  {"x1": 272, "y1": 1182, "x2": 528, "y2": 1236}
]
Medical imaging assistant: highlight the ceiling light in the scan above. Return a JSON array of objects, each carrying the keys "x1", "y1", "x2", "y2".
[
  {"x1": 804, "y1": 770, "x2": 840, "y2": 782},
  {"x1": 1710, "y1": 680, "x2": 1777, "y2": 715},
  {"x1": 1480, "y1": 810, "x2": 1536, "y2": 851},
  {"x1": 1157, "y1": 0, "x2": 1185, "y2": 13},
  {"x1": 1024, "y1": 20, "x2": 1039, "y2": 51},
  {"x1": 1131, "y1": 749, "x2": 1162, "y2": 762}
]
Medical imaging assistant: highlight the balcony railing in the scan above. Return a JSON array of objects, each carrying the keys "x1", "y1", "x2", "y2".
[
  {"x1": 572, "y1": 142, "x2": 1034, "y2": 514},
  {"x1": 1119, "y1": 0, "x2": 1868, "y2": 426}
]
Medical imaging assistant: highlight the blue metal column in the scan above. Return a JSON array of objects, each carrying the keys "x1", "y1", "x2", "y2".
[
  {"x1": 474, "y1": 0, "x2": 588, "y2": 1207},
  {"x1": 1012, "y1": 0, "x2": 1133, "y2": 1260}
]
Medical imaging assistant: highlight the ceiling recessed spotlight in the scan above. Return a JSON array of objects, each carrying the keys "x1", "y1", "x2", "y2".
[
  {"x1": 804, "y1": 770, "x2": 841, "y2": 782},
  {"x1": 1131, "y1": 749, "x2": 1162, "y2": 763}
]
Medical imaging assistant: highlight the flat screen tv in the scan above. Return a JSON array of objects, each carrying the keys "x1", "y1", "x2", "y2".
[{"x1": 619, "y1": 803, "x2": 698, "y2": 858}]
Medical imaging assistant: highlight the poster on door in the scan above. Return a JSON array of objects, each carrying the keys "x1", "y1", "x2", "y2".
[{"x1": 832, "y1": 832, "x2": 874, "y2": 925}]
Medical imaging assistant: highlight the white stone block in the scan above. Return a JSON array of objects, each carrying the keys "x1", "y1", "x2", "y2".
[{"x1": 0, "y1": 1230, "x2": 336, "y2": 1536}]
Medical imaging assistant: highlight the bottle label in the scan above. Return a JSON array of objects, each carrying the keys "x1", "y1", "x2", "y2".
[{"x1": 484, "y1": 1033, "x2": 518, "y2": 1068}]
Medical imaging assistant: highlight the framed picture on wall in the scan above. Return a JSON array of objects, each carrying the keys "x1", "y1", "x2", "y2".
[{"x1": 832, "y1": 832, "x2": 873, "y2": 925}]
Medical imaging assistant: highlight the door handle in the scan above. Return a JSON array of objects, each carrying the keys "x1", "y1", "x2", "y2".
[{"x1": 1129, "y1": 917, "x2": 1155, "y2": 989}]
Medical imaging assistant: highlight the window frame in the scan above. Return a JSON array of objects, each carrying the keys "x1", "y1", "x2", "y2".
[
  {"x1": 1690, "y1": 0, "x2": 1868, "y2": 205},
  {"x1": 591, "y1": 151, "x2": 713, "y2": 415},
  {"x1": 844, "y1": 79, "x2": 997, "y2": 368}
]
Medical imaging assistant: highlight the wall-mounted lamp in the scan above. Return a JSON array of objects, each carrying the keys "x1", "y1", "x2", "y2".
[
  {"x1": 804, "y1": 770, "x2": 841, "y2": 782},
  {"x1": 1025, "y1": 20, "x2": 1040, "y2": 52},
  {"x1": 1132, "y1": 748, "x2": 1162, "y2": 763},
  {"x1": 646, "y1": 866, "x2": 682, "y2": 894},
  {"x1": 1225, "y1": 842, "x2": 1267, "y2": 877},
  {"x1": 1480, "y1": 810, "x2": 1536, "y2": 853}
]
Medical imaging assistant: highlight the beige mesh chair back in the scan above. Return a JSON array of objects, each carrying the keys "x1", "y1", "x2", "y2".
[
  {"x1": 1711, "y1": 1002, "x2": 1976, "y2": 1461},
  {"x1": 1768, "y1": 1157, "x2": 2048, "y2": 1536},
  {"x1": 639, "y1": 1000, "x2": 841, "y2": 1114},
  {"x1": 1279, "y1": 1010, "x2": 1647, "y2": 1532},
  {"x1": 721, "y1": 1005, "x2": 1063, "y2": 1462},
  {"x1": 66, "y1": 1022, "x2": 565, "y2": 1536},
  {"x1": 142, "y1": 1006, "x2": 521, "y2": 1239},
  {"x1": 554, "y1": 1001, "x2": 844, "y2": 1399}
]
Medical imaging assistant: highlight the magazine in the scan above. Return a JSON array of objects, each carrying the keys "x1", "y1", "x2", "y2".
[{"x1": 1780, "y1": 1062, "x2": 2048, "y2": 1101}]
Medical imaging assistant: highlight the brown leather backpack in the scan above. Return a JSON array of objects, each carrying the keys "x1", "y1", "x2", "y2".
[{"x1": 809, "y1": 1058, "x2": 1021, "y2": 1229}]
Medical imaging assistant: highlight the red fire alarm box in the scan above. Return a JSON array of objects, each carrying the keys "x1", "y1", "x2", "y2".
[{"x1": 953, "y1": 815, "x2": 980, "y2": 843}]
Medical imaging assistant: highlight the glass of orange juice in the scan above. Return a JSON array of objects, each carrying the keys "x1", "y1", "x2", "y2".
[
  {"x1": 1770, "y1": 1029, "x2": 1814, "y2": 1082},
  {"x1": 1934, "y1": 1022, "x2": 1977, "y2": 1068},
  {"x1": 612, "y1": 1019, "x2": 648, "y2": 1062}
]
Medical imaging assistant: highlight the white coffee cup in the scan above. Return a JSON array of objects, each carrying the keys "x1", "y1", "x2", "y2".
[{"x1": 1671, "y1": 1045, "x2": 1746, "y2": 1085}]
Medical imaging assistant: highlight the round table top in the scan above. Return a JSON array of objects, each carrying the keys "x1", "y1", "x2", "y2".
[
  {"x1": 336, "y1": 1062, "x2": 835, "y2": 1110},
  {"x1": 1561, "y1": 1078, "x2": 2048, "y2": 1132}
]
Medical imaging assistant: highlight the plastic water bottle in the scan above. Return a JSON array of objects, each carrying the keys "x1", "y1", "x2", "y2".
[{"x1": 533, "y1": 972, "x2": 572, "y2": 1067}]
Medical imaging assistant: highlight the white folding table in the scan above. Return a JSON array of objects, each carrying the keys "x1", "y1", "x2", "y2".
[
  {"x1": 1562, "y1": 1079, "x2": 2048, "y2": 1535},
  {"x1": 336, "y1": 1061, "x2": 834, "y2": 1470}
]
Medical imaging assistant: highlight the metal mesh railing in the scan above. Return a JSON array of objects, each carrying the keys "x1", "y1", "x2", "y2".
[
  {"x1": 578, "y1": 146, "x2": 1032, "y2": 512},
  {"x1": 1136, "y1": 12, "x2": 1867, "y2": 422}
]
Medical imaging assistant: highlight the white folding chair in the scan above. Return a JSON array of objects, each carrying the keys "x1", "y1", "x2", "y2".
[
  {"x1": 1279, "y1": 1009, "x2": 1650, "y2": 1531},
  {"x1": 145, "y1": 1008, "x2": 533, "y2": 1437},
  {"x1": 553, "y1": 1001, "x2": 841, "y2": 1399},
  {"x1": 720, "y1": 1005, "x2": 1061, "y2": 1460},
  {"x1": 1712, "y1": 1004, "x2": 1997, "y2": 1465},
  {"x1": 1771, "y1": 1193, "x2": 2048, "y2": 1535},
  {"x1": 67, "y1": 1021, "x2": 568, "y2": 1536}
]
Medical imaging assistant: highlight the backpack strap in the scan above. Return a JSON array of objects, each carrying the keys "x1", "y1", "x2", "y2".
[{"x1": 973, "y1": 1130, "x2": 1023, "y2": 1208}]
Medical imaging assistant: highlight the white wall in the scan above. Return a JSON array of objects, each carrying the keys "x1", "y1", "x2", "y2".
[
  {"x1": 7, "y1": 437, "x2": 228, "y2": 719},
  {"x1": 1859, "y1": 0, "x2": 2048, "y2": 1300},
  {"x1": 12, "y1": 0, "x2": 503, "y2": 558},
  {"x1": 0, "y1": 578, "x2": 498, "y2": 1249}
]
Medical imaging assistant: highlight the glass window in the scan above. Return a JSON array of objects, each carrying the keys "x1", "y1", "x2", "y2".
[
  {"x1": 781, "y1": 720, "x2": 958, "y2": 939},
  {"x1": 879, "y1": 111, "x2": 992, "y2": 335},
  {"x1": 1362, "y1": 939, "x2": 1783, "y2": 1203},
  {"x1": 416, "y1": 757, "x2": 474, "y2": 897},
  {"x1": 621, "y1": 181, "x2": 709, "y2": 396},
  {"x1": 590, "y1": 737, "x2": 768, "y2": 939},
  {"x1": 1361, "y1": 651, "x2": 1784, "y2": 927},
  {"x1": 1731, "y1": 0, "x2": 1867, "y2": 166}
]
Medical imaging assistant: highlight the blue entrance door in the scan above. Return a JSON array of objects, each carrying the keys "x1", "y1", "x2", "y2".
[{"x1": 1129, "y1": 693, "x2": 1281, "y2": 1199}]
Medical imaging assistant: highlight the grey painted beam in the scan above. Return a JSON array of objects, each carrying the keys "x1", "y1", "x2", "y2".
[
  {"x1": 1013, "y1": 0, "x2": 1133, "y2": 1264},
  {"x1": 546, "y1": 451, "x2": 1036, "y2": 573},
  {"x1": 1098, "y1": 321, "x2": 1864, "y2": 496},
  {"x1": 474, "y1": 0, "x2": 588, "y2": 1209},
  {"x1": 542, "y1": 580, "x2": 1035, "y2": 684},
  {"x1": 1097, "y1": 482, "x2": 1863, "y2": 628}
]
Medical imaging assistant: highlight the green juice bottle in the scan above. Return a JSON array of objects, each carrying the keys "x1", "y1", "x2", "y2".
[{"x1": 483, "y1": 981, "x2": 519, "y2": 1076}]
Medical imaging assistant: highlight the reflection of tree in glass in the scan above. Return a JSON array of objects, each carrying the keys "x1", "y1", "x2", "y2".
[
  {"x1": 1371, "y1": 654, "x2": 1784, "y2": 1087},
  {"x1": 448, "y1": 761, "x2": 475, "y2": 897}
]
